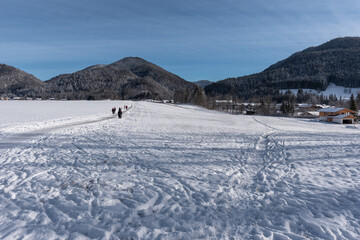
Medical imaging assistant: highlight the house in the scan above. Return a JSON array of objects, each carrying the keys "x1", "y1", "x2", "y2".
[
  {"x1": 297, "y1": 104, "x2": 323, "y2": 112},
  {"x1": 245, "y1": 103, "x2": 260, "y2": 115},
  {"x1": 319, "y1": 107, "x2": 356, "y2": 124}
]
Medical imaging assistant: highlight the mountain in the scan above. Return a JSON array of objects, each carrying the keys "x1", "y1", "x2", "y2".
[
  {"x1": 0, "y1": 64, "x2": 44, "y2": 97},
  {"x1": 193, "y1": 80, "x2": 213, "y2": 88},
  {"x1": 205, "y1": 37, "x2": 360, "y2": 99},
  {"x1": 43, "y1": 57, "x2": 205, "y2": 104}
]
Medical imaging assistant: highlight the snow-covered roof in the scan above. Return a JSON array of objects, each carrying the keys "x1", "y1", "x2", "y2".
[
  {"x1": 295, "y1": 111, "x2": 319, "y2": 117},
  {"x1": 316, "y1": 104, "x2": 330, "y2": 109},
  {"x1": 298, "y1": 103, "x2": 321, "y2": 108},
  {"x1": 331, "y1": 114, "x2": 356, "y2": 119},
  {"x1": 319, "y1": 107, "x2": 346, "y2": 113},
  {"x1": 298, "y1": 103, "x2": 311, "y2": 108},
  {"x1": 308, "y1": 111, "x2": 319, "y2": 116},
  {"x1": 241, "y1": 102, "x2": 261, "y2": 106}
]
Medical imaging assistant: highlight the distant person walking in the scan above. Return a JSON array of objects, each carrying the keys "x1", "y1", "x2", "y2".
[
  {"x1": 118, "y1": 107, "x2": 122, "y2": 119},
  {"x1": 112, "y1": 107, "x2": 116, "y2": 114}
]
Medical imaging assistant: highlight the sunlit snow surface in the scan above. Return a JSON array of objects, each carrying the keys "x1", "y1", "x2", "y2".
[
  {"x1": 0, "y1": 101, "x2": 360, "y2": 239},
  {"x1": 281, "y1": 83, "x2": 360, "y2": 100}
]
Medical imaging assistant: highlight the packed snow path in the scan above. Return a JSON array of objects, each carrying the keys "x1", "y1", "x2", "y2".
[{"x1": 0, "y1": 101, "x2": 360, "y2": 239}]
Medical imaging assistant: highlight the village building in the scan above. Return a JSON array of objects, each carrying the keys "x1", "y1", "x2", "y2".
[
  {"x1": 319, "y1": 107, "x2": 356, "y2": 124},
  {"x1": 297, "y1": 103, "x2": 323, "y2": 112},
  {"x1": 294, "y1": 103, "x2": 324, "y2": 118}
]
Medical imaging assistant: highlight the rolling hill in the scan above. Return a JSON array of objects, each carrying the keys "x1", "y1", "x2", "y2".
[
  {"x1": 42, "y1": 57, "x2": 205, "y2": 103},
  {"x1": 205, "y1": 37, "x2": 360, "y2": 99},
  {"x1": 0, "y1": 64, "x2": 44, "y2": 97}
]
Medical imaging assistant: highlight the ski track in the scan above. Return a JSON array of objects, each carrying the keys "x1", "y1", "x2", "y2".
[{"x1": 0, "y1": 101, "x2": 360, "y2": 239}]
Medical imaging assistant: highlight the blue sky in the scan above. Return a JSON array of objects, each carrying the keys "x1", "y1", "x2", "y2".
[{"x1": 1, "y1": 0, "x2": 360, "y2": 81}]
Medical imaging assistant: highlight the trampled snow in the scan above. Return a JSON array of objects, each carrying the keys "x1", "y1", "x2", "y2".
[{"x1": 0, "y1": 101, "x2": 359, "y2": 239}]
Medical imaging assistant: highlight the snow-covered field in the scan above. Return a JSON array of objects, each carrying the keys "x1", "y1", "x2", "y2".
[
  {"x1": 281, "y1": 82, "x2": 360, "y2": 100},
  {"x1": 0, "y1": 101, "x2": 359, "y2": 239}
]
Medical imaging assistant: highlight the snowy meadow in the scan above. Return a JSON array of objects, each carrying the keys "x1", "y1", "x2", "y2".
[{"x1": 0, "y1": 100, "x2": 359, "y2": 239}]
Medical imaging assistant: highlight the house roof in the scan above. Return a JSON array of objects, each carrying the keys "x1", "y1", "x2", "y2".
[
  {"x1": 319, "y1": 107, "x2": 345, "y2": 113},
  {"x1": 307, "y1": 111, "x2": 320, "y2": 116},
  {"x1": 331, "y1": 114, "x2": 356, "y2": 119},
  {"x1": 319, "y1": 107, "x2": 356, "y2": 113},
  {"x1": 298, "y1": 104, "x2": 311, "y2": 108},
  {"x1": 298, "y1": 104, "x2": 321, "y2": 108}
]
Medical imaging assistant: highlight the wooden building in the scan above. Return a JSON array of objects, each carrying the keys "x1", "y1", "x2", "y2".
[{"x1": 319, "y1": 107, "x2": 356, "y2": 124}]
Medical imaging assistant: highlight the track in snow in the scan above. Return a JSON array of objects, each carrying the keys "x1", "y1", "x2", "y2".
[{"x1": 0, "y1": 101, "x2": 359, "y2": 239}]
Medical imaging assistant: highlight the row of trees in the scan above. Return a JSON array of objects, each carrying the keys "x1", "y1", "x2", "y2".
[
  {"x1": 174, "y1": 86, "x2": 207, "y2": 107},
  {"x1": 206, "y1": 88, "x2": 360, "y2": 116}
]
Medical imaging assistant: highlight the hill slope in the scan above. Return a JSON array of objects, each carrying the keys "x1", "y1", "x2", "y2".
[
  {"x1": 0, "y1": 64, "x2": 44, "y2": 97},
  {"x1": 205, "y1": 37, "x2": 360, "y2": 99},
  {"x1": 193, "y1": 80, "x2": 213, "y2": 88},
  {"x1": 43, "y1": 57, "x2": 205, "y2": 103}
]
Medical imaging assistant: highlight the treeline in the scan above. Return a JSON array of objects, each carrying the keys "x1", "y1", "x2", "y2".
[
  {"x1": 174, "y1": 86, "x2": 207, "y2": 107},
  {"x1": 277, "y1": 89, "x2": 360, "y2": 109},
  {"x1": 205, "y1": 88, "x2": 360, "y2": 116}
]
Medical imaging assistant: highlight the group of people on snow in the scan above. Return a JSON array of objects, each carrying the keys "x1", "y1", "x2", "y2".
[
  {"x1": 112, "y1": 105, "x2": 129, "y2": 119},
  {"x1": 112, "y1": 107, "x2": 122, "y2": 118}
]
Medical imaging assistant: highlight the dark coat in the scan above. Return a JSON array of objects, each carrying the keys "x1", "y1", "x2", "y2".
[{"x1": 118, "y1": 108, "x2": 122, "y2": 118}]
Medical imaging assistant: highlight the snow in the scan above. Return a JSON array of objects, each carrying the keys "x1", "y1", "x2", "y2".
[
  {"x1": 319, "y1": 107, "x2": 346, "y2": 113},
  {"x1": 281, "y1": 82, "x2": 360, "y2": 99},
  {"x1": 1, "y1": 101, "x2": 360, "y2": 239},
  {"x1": 307, "y1": 111, "x2": 319, "y2": 116},
  {"x1": 0, "y1": 100, "x2": 118, "y2": 127}
]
